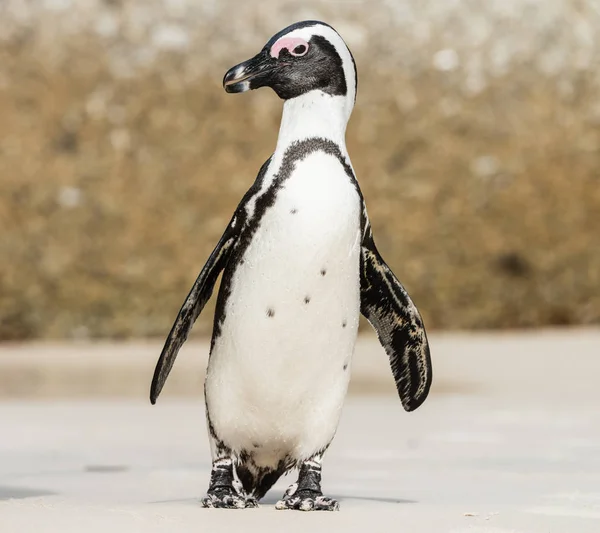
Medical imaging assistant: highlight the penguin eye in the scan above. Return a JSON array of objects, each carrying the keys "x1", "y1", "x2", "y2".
[{"x1": 290, "y1": 44, "x2": 308, "y2": 57}]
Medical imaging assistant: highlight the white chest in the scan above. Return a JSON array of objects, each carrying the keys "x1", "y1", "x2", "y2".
[
  {"x1": 230, "y1": 150, "x2": 361, "y2": 339},
  {"x1": 205, "y1": 151, "x2": 362, "y2": 459}
]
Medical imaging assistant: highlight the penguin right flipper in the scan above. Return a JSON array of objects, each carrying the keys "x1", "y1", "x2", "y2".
[
  {"x1": 149, "y1": 221, "x2": 238, "y2": 404},
  {"x1": 149, "y1": 157, "x2": 273, "y2": 404},
  {"x1": 359, "y1": 230, "x2": 432, "y2": 412}
]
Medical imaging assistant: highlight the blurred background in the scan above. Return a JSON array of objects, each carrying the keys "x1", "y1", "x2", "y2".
[
  {"x1": 2, "y1": 4, "x2": 600, "y2": 529},
  {"x1": 0, "y1": 0, "x2": 599, "y2": 342}
]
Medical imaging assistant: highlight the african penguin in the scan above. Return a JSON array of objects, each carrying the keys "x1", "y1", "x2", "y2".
[{"x1": 150, "y1": 20, "x2": 432, "y2": 511}]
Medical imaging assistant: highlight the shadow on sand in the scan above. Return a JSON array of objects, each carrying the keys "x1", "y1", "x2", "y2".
[
  {"x1": 152, "y1": 494, "x2": 416, "y2": 506},
  {"x1": 261, "y1": 494, "x2": 416, "y2": 505},
  {"x1": 0, "y1": 486, "x2": 55, "y2": 500}
]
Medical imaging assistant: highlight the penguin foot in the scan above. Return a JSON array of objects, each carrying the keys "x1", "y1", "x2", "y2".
[
  {"x1": 201, "y1": 488, "x2": 258, "y2": 509},
  {"x1": 202, "y1": 457, "x2": 258, "y2": 509},
  {"x1": 275, "y1": 482, "x2": 339, "y2": 512},
  {"x1": 275, "y1": 455, "x2": 339, "y2": 511},
  {"x1": 275, "y1": 491, "x2": 339, "y2": 511}
]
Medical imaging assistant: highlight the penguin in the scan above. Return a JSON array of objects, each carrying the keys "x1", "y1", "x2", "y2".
[{"x1": 150, "y1": 20, "x2": 432, "y2": 511}]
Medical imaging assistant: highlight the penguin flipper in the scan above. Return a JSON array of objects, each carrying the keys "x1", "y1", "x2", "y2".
[
  {"x1": 359, "y1": 234, "x2": 432, "y2": 412},
  {"x1": 150, "y1": 223, "x2": 238, "y2": 404},
  {"x1": 150, "y1": 156, "x2": 272, "y2": 404}
]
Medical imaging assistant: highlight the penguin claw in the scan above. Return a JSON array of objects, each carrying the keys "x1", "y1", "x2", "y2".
[
  {"x1": 201, "y1": 489, "x2": 258, "y2": 509},
  {"x1": 245, "y1": 496, "x2": 259, "y2": 508},
  {"x1": 275, "y1": 491, "x2": 340, "y2": 511}
]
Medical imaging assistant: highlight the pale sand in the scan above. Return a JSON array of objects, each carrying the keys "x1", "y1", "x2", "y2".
[
  {"x1": 1, "y1": 329, "x2": 599, "y2": 531},
  {"x1": 2, "y1": 329, "x2": 599, "y2": 400}
]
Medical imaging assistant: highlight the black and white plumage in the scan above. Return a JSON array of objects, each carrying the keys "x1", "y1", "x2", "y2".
[{"x1": 150, "y1": 20, "x2": 432, "y2": 511}]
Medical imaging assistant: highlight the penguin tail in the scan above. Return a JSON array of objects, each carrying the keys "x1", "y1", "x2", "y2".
[{"x1": 236, "y1": 462, "x2": 287, "y2": 501}]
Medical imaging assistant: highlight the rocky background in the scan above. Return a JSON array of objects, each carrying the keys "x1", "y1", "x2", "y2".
[{"x1": 0, "y1": 0, "x2": 599, "y2": 340}]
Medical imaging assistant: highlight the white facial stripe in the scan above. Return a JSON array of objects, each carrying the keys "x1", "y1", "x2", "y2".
[{"x1": 277, "y1": 24, "x2": 356, "y2": 118}]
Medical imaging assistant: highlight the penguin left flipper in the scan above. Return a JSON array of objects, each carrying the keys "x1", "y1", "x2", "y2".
[
  {"x1": 360, "y1": 232, "x2": 433, "y2": 412},
  {"x1": 150, "y1": 222, "x2": 238, "y2": 404}
]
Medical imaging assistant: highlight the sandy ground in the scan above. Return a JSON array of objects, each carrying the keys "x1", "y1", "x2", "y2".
[{"x1": 1, "y1": 329, "x2": 600, "y2": 532}]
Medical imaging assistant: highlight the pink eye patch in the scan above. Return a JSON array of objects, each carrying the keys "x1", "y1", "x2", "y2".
[{"x1": 270, "y1": 37, "x2": 310, "y2": 58}]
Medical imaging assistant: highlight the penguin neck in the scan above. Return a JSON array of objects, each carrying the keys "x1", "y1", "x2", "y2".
[{"x1": 275, "y1": 90, "x2": 352, "y2": 154}]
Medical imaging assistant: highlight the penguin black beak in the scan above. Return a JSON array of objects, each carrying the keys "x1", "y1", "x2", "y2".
[{"x1": 223, "y1": 50, "x2": 279, "y2": 93}]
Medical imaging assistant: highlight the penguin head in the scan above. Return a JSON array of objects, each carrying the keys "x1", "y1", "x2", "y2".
[{"x1": 223, "y1": 21, "x2": 357, "y2": 105}]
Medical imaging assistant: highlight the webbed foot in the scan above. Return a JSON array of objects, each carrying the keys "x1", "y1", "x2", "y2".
[
  {"x1": 275, "y1": 486, "x2": 339, "y2": 511},
  {"x1": 201, "y1": 488, "x2": 251, "y2": 509},
  {"x1": 275, "y1": 457, "x2": 339, "y2": 512},
  {"x1": 201, "y1": 458, "x2": 258, "y2": 509}
]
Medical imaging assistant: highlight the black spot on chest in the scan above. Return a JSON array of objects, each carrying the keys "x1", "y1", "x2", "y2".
[{"x1": 212, "y1": 138, "x2": 363, "y2": 349}]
